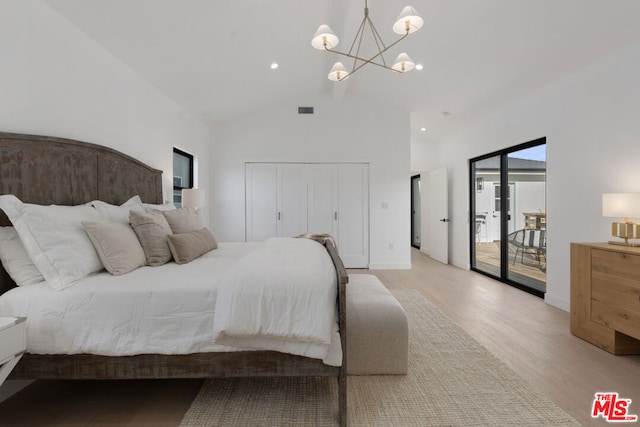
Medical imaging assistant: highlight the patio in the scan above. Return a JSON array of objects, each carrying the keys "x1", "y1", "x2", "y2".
[{"x1": 475, "y1": 241, "x2": 546, "y2": 292}]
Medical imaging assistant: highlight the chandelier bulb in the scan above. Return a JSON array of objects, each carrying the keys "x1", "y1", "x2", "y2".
[
  {"x1": 393, "y1": 6, "x2": 424, "y2": 35},
  {"x1": 392, "y1": 53, "x2": 415, "y2": 73},
  {"x1": 312, "y1": 25, "x2": 339, "y2": 50},
  {"x1": 328, "y1": 62, "x2": 349, "y2": 82}
]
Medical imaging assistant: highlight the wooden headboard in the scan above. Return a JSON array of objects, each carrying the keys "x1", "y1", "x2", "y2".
[{"x1": 0, "y1": 132, "x2": 163, "y2": 294}]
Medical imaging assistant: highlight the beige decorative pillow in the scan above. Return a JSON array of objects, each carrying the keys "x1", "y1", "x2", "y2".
[
  {"x1": 82, "y1": 221, "x2": 146, "y2": 276},
  {"x1": 129, "y1": 210, "x2": 173, "y2": 266},
  {"x1": 167, "y1": 228, "x2": 218, "y2": 264},
  {"x1": 161, "y1": 207, "x2": 204, "y2": 234}
]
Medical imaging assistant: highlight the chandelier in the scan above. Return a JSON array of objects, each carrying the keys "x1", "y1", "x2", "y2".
[{"x1": 311, "y1": 1, "x2": 423, "y2": 82}]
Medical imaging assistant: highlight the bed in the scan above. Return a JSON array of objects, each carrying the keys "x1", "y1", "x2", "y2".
[{"x1": 0, "y1": 132, "x2": 348, "y2": 426}]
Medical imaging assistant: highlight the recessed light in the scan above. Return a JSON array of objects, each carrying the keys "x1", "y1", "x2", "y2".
[
  {"x1": 415, "y1": 64, "x2": 423, "y2": 71},
  {"x1": 270, "y1": 63, "x2": 279, "y2": 70},
  {"x1": 420, "y1": 127, "x2": 427, "y2": 132}
]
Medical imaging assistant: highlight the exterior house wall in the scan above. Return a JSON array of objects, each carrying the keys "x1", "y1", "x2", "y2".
[{"x1": 474, "y1": 180, "x2": 545, "y2": 242}]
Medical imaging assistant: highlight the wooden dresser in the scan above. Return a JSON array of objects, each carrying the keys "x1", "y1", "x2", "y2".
[{"x1": 571, "y1": 243, "x2": 640, "y2": 354}]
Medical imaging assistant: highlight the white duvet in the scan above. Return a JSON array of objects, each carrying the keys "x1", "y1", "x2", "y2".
[
  {"x1": 213, "y1": 238, "x2": 339, "y2": 363},
  {"x1": 0, "y1": 240, "x2": 342, "y2": 366}
]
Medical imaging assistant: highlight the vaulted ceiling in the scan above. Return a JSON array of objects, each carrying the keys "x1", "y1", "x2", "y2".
[{"x1": 45, "y1": 0, "x2": 640, "y2": 143}]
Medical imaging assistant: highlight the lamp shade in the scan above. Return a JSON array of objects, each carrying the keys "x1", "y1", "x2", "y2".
[
  {"x1": 311, "y1": 25, "x2": 339, "y2": 50},
  {"x1": 602, "y1": 193, "x2": 640, "y2": 218},
  {"x1": 393, "y1": 6, "x2": 424, "y2": 34},
  {"x1": 182, "y1": 188, "x2": 205, "y2": 209},
  {"x1": 391, "y1": 52, "x2": 415, "y2": 72},
  {"x1": 328, "y1": 62, "x2": 349, "y2": 81}
]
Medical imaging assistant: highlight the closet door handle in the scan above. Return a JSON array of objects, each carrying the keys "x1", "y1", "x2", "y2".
[
  {"x1": 334, "y1": 212, "x2": 338, "y2": 220},
  {"x1": 277, "y1": 212, "x2": 281, "y2": 221}
]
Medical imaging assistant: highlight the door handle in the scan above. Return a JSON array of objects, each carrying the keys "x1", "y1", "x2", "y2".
[
  {"x1": 277, "y1": 212, "x2": 281, "y2": 221},
  {"x1": 440, "y1": 218, "x2": 450, "y2": 222}
]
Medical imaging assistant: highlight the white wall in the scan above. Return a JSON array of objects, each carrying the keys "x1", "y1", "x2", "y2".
[
  {"x1": 418, "y1": 41, "x2": 640, "y2": 310},
  {"x1": 0, "y1": 0, "x2": 213, "y2": 401},
  {"x1": 211, "y1": 93, "x2": 411, "y2": 269},
  {"x1": 0, "y1": 0, "x2": 212, "y2": 224}
]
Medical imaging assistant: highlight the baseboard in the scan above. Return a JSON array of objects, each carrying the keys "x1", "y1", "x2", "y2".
[
  {"x1": 368, "y1": 262, "x2": 412, "y2": 270},
  {"x1": 544, "y1": 293, "x2": 570, "y2": 312}
]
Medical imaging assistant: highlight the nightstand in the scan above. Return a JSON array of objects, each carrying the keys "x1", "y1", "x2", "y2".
[{"x1": 0, "y1": 317, "x2": 26, "y2": 387}]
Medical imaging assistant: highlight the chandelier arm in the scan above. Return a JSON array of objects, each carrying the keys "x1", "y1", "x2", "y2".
[
  {"x1": 328, "y1": 49, "x2": 403, "y2": 81},
  {"x1": 367, "y1": 15, "x2": 389, "y2": 66},
  {"x1": 352, "y1": 22, "x2": 367, "y2": 72},
  {"x1": 324, "y1": 29, "x2": 409, "y2": 74},
  {"x1": 347, "y1": 16, "x2": 368, "y2": 56},
  {"x1": 340, "y1": 52, "x2": 399, "y2": 73}
]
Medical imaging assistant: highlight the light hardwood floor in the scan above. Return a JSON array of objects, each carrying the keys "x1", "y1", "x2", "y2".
[
  {"x1": 0, "y1": 248, "x2": 638, "y2": 426},
  {"x1": 364, "y1": 248, "x2": 640, "y2": 426}
]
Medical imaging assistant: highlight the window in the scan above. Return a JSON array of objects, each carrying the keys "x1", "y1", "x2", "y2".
[
  {"x1": 493, "y1": 185, "x2": 511, "y2": 212},
  {"x1": 173, "y1": 148, "x2": 193, "y2": 208}
]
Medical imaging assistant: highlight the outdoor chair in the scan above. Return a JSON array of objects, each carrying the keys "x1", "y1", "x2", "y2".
[{"x1": 508, "y1": 228, "x2": 546, "y2": 269}]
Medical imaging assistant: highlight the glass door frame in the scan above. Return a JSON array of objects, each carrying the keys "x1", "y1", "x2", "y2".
[
  {"x1": 469, "y1": 137, "x2": 546, "y2": 298},
  {"x1": 411, "y1": 174, "x2": 421, "y2": 249}
]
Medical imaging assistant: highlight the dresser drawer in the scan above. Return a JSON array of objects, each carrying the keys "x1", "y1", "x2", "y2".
[
  {"x1": 0, "y1": 317, "x2": 27, "y2": 364},
  {"x1": 591, "y1": 249, "x2": 640, "y2": 340}
]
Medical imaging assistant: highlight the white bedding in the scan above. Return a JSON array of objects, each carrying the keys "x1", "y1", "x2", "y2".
[
  {"x1": 0, "y1": 240, "x2": 342, "y2": 366},
  {"x1": 213, "y1": 238, "x2": 339, "y2": 362}
]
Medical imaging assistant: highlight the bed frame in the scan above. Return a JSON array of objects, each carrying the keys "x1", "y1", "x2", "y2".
[{"x1": 0, "y1": 132, "x2": 349, "y2": 426}]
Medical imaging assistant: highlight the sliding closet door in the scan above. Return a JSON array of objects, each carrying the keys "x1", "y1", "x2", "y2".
[
  {"x1": 245, "y1": 163, "x2": 277, "y2": 242},
  {"x1": 277, "y1": 164, "x2": 308, "y2": 237},
  {"x1": 245, "y1": 163, "x2": 308, "y2": 240},
  {"x1": 338, "y1": 164, "x2": 369, "y2": 268},
  {"x1": 246, "y1": 162, "x2": 369, "y2": 268},
  {"x1": 307, "y1": 164, "x2": 338, "y2": 237}
]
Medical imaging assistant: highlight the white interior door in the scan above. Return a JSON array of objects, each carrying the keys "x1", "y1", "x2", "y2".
[
  {"x1": 489, "y1": 183, "x2": 516, "y2": 241},
  {"x1": 307, "y1": 164, "x2": 338, "y2": 237},
  {"x1": 429, "y1": 167, "x2": 449, "y2": 264},
  {"x1": 245, "y1": 163, "x2": 277, "y2": 241},
  {"x1": 277, "y1": 164, "x2": 307, "y2": 237}
]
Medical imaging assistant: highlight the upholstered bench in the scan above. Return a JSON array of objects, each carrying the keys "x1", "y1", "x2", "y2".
[{"x1": 346, "y1": 274, "x2": 408, "y2": 375}]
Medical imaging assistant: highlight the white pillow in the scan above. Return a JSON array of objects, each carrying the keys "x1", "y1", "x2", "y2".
[
  {"x1": 0, "y1": 195, "x2": 105, "y2": 290},
  {"x1": 89, "y1": 195, "x2": 144, "y2": 223},
  {"x1": 0, "y1": 227, "x2": 45, "y2": 286}
]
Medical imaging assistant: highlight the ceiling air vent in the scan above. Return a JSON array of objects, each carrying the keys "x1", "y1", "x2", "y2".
[{"x1": 298, "y1": 106, "x2": 314, "y2": 114}]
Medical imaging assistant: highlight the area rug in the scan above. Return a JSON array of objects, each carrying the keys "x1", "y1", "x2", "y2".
[{"x1": 180, "y1": 290, "x2": 579, "y2": 426}]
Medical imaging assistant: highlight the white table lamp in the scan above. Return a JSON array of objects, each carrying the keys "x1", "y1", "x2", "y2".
[{"x1": 182, "y1": 188, "x2": 205, "y2": 210}]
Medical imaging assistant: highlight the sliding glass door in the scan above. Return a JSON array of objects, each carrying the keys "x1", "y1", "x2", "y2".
[
  {"x1": 411, "y1": 175, "x2": 421, "y2": 249},
  {"x1": 470, "y1": 138, "x2": 546, "y2": 297},
  {"x1": 471, "y1": 155, "x2": 502, "y2": 277}
]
